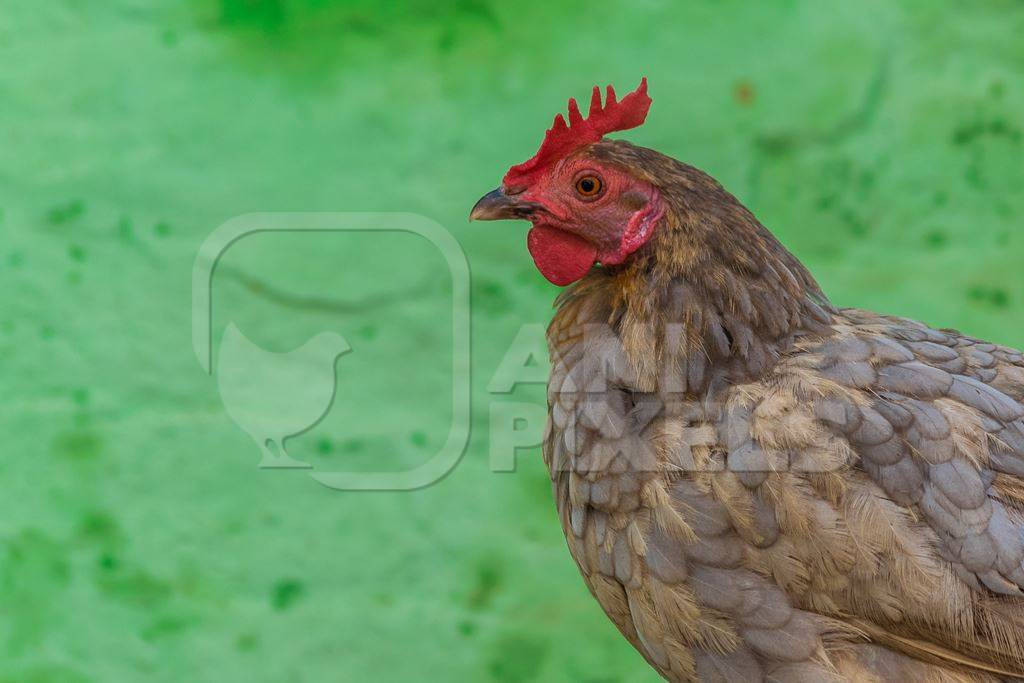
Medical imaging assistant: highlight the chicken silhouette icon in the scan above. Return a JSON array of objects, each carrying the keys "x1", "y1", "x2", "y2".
[{"x1": 217, "y1": 322, "x2": 351, "y2": 468}]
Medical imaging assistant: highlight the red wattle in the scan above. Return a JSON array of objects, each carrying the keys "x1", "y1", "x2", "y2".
[{"x1": 527, "y1": 226, "x2": 597, "y2": 286}]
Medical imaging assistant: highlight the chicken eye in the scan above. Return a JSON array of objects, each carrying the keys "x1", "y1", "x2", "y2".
[{"x1": 575, "y1": 175, "x2": 603, "y2": 198}]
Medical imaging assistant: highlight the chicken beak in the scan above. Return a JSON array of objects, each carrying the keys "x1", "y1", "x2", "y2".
[{"x1": 469, "y1": 187, "x2": 540, "y2": 222}]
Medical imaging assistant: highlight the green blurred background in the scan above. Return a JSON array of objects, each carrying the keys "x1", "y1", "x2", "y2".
[{"x1": 3, "y1": 1, "x2": 1023, "y2": 681}]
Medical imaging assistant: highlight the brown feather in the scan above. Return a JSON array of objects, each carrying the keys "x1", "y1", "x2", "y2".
[{"x1": 537, "y1": 139, "x2": 1024, "y2": 681}]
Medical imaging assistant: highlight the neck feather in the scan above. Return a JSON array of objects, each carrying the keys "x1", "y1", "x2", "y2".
[{"x1": 551, "y1": 162, "x2": 834, "y2": 393}]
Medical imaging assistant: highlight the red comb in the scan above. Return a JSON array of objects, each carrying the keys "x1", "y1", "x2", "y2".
[{"x1": 503, "y1": 78, "x2": 652, "y2": 188}]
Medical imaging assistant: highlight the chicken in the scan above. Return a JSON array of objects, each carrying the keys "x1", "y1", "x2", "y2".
[
  {"x1": 470, "y1": 79, "x2": 1024, "y2": 682},
  {"x1": 218, "y1": 322, "x2": 350, "y2": 468}
]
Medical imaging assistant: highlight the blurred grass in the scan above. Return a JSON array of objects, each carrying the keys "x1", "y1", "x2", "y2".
[{"x1": 1, "y1": 0, "x2": 1023, "y2": 681}]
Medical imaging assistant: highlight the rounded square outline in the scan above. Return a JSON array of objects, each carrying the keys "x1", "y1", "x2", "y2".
[{"x1": 192, "y1": 212, "x2": 470, "y2": 491}]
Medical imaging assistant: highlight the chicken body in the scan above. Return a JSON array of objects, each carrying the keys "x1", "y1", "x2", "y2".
[{"x1": 539, "y1": 146, "x2": 1024, "y2": 682}]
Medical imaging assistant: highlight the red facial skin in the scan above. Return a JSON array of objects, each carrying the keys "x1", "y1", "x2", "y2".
[{"x1": 511, "y1": 154, "x2": 664, "y2": 286}]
